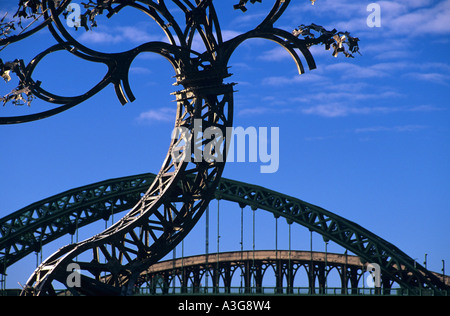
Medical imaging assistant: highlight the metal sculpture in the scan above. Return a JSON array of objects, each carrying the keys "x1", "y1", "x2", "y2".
[{"x1": 1, "y1": 0, "x2": 360, "y2": 295}]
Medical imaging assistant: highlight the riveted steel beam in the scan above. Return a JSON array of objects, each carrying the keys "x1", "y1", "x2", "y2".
[{"x1": 1, "y1": 173, "x2": 448, "y2": 294}]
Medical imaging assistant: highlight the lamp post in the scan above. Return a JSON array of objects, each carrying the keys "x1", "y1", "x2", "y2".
[
  {"x1": 323, "y1": 237, "x2": 329, "y2": 292},
  {"x1": 442, "y1": 260, "x2": 446, "y2": 286}
]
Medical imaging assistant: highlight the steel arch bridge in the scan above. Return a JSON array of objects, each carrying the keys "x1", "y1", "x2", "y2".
[
  {"x1": 1, "y1": 173, "x2": 448, "y2": 295},
  {"x1": 1, "y1": 0, "x2": 448, "y2": 297}
]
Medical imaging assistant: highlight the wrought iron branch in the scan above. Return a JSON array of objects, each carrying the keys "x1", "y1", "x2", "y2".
[
  {"x1": 0, "y1": 0, "x2": 359, "y2": 124},
  {"x1": 0, "y1": 13, "x2": 16, "y2": 39},
  {"x1": 234, "y1": 0, "x2": 262, "y2": 12},
  {"x1": 64, "y1": 0, "x2": 116, "y2": 31},
  {"x1": 293, "y1": 23, "x2": 361, "y2": 58}
]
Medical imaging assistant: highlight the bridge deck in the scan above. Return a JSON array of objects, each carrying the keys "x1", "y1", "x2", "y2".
[
  {"x1": 144, "y1": 250, "x2": 449, "y2": 286},
  {"x1": 145, "y1": 250, "x2": 364, "y2": 273}
]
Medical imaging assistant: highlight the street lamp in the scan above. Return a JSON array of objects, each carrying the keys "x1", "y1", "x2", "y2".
[
  {"x1": 323, "y1": 236, "x2": 329, "y2": 291},
  {"x1": 442, "y1": 260, "x2": 446, "y2": 285}
]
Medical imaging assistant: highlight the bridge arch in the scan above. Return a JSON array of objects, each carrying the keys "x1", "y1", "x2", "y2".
[
  {"x1": 0, "y1": 173, "x2": 448, "y2": 294},
  {"x1": 138, "y1": 250, "x2": 373, "y2": 295}
]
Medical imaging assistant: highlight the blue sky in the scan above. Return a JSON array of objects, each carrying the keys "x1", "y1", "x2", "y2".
[{"x1": 1, "y1": 0, "x2": 449, "y2": 288}]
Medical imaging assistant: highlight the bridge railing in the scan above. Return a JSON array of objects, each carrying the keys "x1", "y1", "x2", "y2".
[
  {"x1": 2, "y1": 286, "x2": 447, "y2": 296},
  {"x1": 134, "y1": 286, "x2": 448, "y2": 296}
]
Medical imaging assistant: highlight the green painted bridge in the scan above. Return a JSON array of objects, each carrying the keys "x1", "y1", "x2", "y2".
[{"x1": 1, "y1": 173, "x2": 448, "y2": 295}]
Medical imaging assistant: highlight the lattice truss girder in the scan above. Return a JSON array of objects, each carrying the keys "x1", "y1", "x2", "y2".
[
  {"x1": 0, "y1": 175, "x2": 152, "y2": 272},
  {"x1": 215, "y1": 180, "x2": 448, "y2": 293},
  {"x1": 1, "y1": 173, "x2": 448, "y2": 294}
]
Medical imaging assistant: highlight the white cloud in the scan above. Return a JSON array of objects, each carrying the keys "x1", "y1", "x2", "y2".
[
  {"x1": 129, "y1": 67, "x2": 152, "y2": 75},
  {"x1": 291, "y1": 90, "x2": 402, "y2": 104},
  {"x1": 262, "y1": 73, "x2": 327, "y2": 86},
  {"x1": 221, "y1": 30, "x2": 243, "y2": 42},
  {"x1": 300, "y1": 103, "x2": 354, "y2": 117},
  {"x1": 404, "y1": 72, "x2": 450, "y2": 86},
  {"x1": 136, "y1": 107, "x2": 176, "y2": 123},
  {"x1": 299, "y1": 103, "x2": 441, "y2": 118},
  {"x1": 238, "y1": 107, "x2": 271, "y2": 116},
  {"x1": 355, "y1": 125, "x2": 428, "y2": 133},
  {"x1": 120, "y1": 26, "x2": 156, "y2": 42},
  {"x1": 324, "y1": 63, "x2": 389, "y2": 79},
  {"x1": 261, "y1": 61, "x2": 396, "y2": 87},
  {"x1": 78, "y1": 31, "x2": 122, "y2": 44},
  {"x1": 229, "y1": 12, "x2": 268, "y2": 28},
  {"x1": 287, "y1": 0, "x2": 450, "y2": 46},
  {"x1": 289, "y1": 0, "x2": 363, "y2": 20},
  {"x1": 258, "y1": 47, "x2": 292, "y2": 62},
  {"x1": 238, "y1": 105, "x2": 293, "y2": 117},
  {"x1": 77, "y1": 26, "x2": 159, "y2": 45},
  {"x1": 382, "y1": 0, "x2": 450, "y2": 35},
  {"x1": 256, "y1": 44, "x2": 335, "y2": 63}
]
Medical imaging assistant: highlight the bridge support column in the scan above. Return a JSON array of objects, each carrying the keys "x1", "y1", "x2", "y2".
[
  {"x1": 381, "y1": 274, "x2": 392, "y2": 295},
  {"x1": 340, "y1": 265, "x2": 359, "y2": 295},
  {"x1": 222, "y1": 263, "x2": 232, "y2": 293},
  {"x1": 340, "y1": 266, "x2": 348, "y2": 295},
  {"x1": 0, "y1": 272, "x2": 5, "y2": 294},
  {"x1": 349, "y1": 267, "x2": 359, "y2": 295},
  {"x1": 317, "y1": 263, "x2": 326, "y2": 295},
  {"x1": 192, "y1": 268, "x2": 201, "y2": 293},
  {"x1": 162, "y1": 273, "x2": 170, "y2": 294},
  {"x1": 181, "y1": 268, "x2": 188, "y2": 294},
  {"x1": 307, "y1": 265, "x2": 315, "y2": 294},
  {"x1": 285, "y1": 260, "x2": 294, "y2": 294},
  {"x1": 212, "y1": 266, "x2": 219, "y2": 293},
  {"x1": 275, "y1": 261, "x2": 283, "y2": 294},
  {"x1": 254, "y1": 263, "x2": 263, "y2": 293}
]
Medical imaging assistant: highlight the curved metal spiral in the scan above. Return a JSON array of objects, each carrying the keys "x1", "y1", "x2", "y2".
[
  {"x1": 0, "y1": 1, "x2": 359, "y2": 295},
  {"x1": 20, "y1": 1, "x2": 235, "y2": 296}
]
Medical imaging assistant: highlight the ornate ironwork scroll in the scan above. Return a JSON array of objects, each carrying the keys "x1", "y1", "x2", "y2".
[{"x1": 1, "y1": 1, "x2": 359, "y2": 295}]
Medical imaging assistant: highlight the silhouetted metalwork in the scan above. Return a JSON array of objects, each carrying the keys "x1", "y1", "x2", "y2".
[
  {"x1": 0, "y1": 0, "x2": 373, "y2": 296},
  {"x1": 138, "y1": 250, "x2": 402, "y2": 295},
  {"x1": 1, "y1": 173, "x2": 448, "y2": 295},
  {"x1": 0, "y1": 0, "x2": 359, "y2": 123}
]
